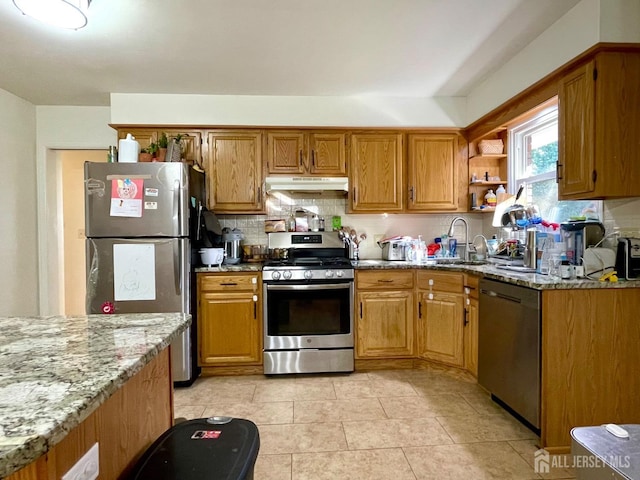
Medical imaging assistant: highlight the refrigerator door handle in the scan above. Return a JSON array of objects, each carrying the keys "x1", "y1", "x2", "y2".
[
  {"x1": 174, "y1": 240, "x2": 182, "y2": 295},
  {"x1": 174, "y1": 179, "x2": 181, "y2": 233}
]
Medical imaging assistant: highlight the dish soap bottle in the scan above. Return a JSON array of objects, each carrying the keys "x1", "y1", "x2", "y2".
[{"x1": 485, "y1": 189, "x2": 497, "y2": 207}]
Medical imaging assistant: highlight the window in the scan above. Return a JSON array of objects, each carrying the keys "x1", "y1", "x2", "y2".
[{"x1": 508, "y1": 104, "x2": 600, "y2": 223}]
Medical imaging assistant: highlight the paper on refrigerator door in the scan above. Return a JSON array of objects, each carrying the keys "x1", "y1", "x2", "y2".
[
  {"x1": 113, "y1": 244, "x2": 156, "y2": 301},
  {"x1": 110, "y1": 178, "x2": 144, "y2": 217}
]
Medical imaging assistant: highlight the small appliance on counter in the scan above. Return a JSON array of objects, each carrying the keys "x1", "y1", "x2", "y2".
[
  {"x1": 615, "y1": 237, "x2": 640, "y2": 280},
  {"x1": 560, "y1": 220, "x2": 605, "y2": 265},
  {"x1": 222, "y1": 227, "x2": 243, "y2": 264},
  {"x1": 378, "y1": 236, "x2": 408, "y2": 261}
]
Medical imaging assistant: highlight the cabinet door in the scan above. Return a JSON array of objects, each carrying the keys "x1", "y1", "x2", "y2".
[
  {"x1": 407, "y1": 134, "x2": 461, "y2": 211},
  {"x1": 417, "y1": 291, "x2": 464, "y2": 367},
  {"x1": 267, "y1": 131, "x2": 306, "y2": 174},
  {"x1": 349, "y1": 133, "x2": 403, "y2": 212},
  {"x1": 464, "y1": 297, "x2": 478, "y2": 377},
  {"x1": 206, "y1": 131, "x2": 264, "y2": 213},
  {"x1": 309, "y1": 133, "x2": 347, "y2": 175},
  {"x1": 199, "y1": 291, "x2": 261, "y2": 365},
  {"x1": 558, "y1": 60, "x2": 596, "y2": 197},
  {"x1": 356, "y1": 290, "x2": 414, "y2": 358}
]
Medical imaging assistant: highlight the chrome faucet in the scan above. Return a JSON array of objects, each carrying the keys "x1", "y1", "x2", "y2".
[{"x1": 447, "y1": 217, "x2": 470, "y2": 261}]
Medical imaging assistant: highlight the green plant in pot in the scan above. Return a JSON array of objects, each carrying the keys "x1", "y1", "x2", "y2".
[
  {"x1": 147, "y1": 142, "x2": 159, "y2": 160},
  {"x1": 139, "y1": 147, "x2": 153, "y2": 162},
  {"x1": 157, "y1": 133, "x2": 168, "y2": 162}
]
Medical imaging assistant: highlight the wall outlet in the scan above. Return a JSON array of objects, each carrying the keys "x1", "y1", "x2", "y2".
[{"x1": 62, "y1": 442, "x2": 99, "y2": 480}]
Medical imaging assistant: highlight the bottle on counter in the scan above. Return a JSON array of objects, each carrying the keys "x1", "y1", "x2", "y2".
[
  {"x1": 496, "y1": 184, "x2": 507, "y2": 203},
  {"x1": 286, "y1": 210, "x2": 296, "y2": 232},
  {"x1": 485, "y1": 189, "x2": 497, "y2": 207}
]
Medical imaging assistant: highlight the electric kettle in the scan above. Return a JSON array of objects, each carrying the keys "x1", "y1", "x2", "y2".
[{"x1": 222, "y1": 228, "x2": 243, "y2": 264}]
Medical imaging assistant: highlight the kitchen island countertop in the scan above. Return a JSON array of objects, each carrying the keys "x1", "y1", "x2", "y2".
[{"x1": 0, "y1": 312, "x2": 190, "y2": 479}]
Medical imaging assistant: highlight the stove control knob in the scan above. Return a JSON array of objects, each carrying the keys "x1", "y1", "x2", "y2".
[
  {"x1": 283, "y1": 270, "x2": 292, "y2": 280},
  {"x1": 304, "y1": 270, "x2": 313, "y2": 280},
  {"x1": 336, "y1": 270, "x2": 344, "y2": 278},
  {"x1": 325, "y1": 270, "x2": 335, "y2": 278},
  {"x1": 271, "y1": 271, "x2": 281, "y2": 281}
]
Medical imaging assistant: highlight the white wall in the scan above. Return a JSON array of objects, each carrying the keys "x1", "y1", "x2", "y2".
[
  {"x1": 0, "y1": 88, "x2": 38, "y2": 316},
  {"x1": 36, "y1": 106, "x2": 115, "y2": 314},
  {"x1": 110, "y1": 94, "x2": 466, "y2": 128}
]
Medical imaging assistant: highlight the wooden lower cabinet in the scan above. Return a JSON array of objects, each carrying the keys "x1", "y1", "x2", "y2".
[
  {"x1": 415, "y1": 271, "x2": 465, "y2": 368},
  {"x1": 355, "y1": 270, "x2": 414, "y2": 358},
  {"x1": 541, "y1": 288, "x2": 640, "y2": 451},
  {"x1": 416, "y1": 291, "x2": 464, "y2": 367},
  {"x1": 7, "y1": 350, "x2": 172, "y2": 480},
  {"x1": 463, "y1": 274, "x2": 479, "y2": 377},
  {"x1": 198, "y1": 273, "x2": 262, "y2": 366}
]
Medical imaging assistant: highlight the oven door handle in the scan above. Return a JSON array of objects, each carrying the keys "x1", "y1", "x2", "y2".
[{"x1": 265, "y1": 283, "x2": 351, "y2": 291}]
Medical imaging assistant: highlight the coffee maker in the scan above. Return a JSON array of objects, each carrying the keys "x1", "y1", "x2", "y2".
[
  {"x1": 222, "y1": 227, "x2": 243, "y2": 265},
  {"x1": 560, "y1": 220, "x2": 605, "y2": 265},
  {"x1": 615, "y1": 237, "x2": 640, "y2": 280}
]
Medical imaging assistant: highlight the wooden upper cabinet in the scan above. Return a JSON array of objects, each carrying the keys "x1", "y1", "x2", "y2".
[
  {"x1": 558, "y1": 51, "x2": 640, "y2": 199},
  {"x1": 266, "y1": 131, "x2": 346, "y2": 176},
  {"x1": 407, "y1": 133, "x2": 463, "y2": 211},
  {"x1": 349, "y1": 133, "x2": 403, "y2": 212},
  {"x1": 558, "y1": 61, "x2": 596, "y2": 197},
  {"x1": 206, "y1": 131, "x2": 264, "y2": 213},
  {"x1": 308, "y1": 132, "x2": 347, "y2": 175}
]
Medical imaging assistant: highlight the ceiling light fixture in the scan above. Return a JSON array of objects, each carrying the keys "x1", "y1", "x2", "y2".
[{"x1": 13, "y1": 0, "x2": 91, "y2": 30}]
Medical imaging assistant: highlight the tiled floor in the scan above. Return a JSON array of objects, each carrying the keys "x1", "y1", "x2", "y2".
[{"x1": 174, "y1": 365, "x2": 575, "y2": 479}]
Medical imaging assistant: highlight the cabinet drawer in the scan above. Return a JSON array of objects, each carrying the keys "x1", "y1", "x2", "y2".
[
  {"x1": 356, "y1": 270, "x2": 414, "y2": 290},
  {"x1": 199, "y1": 273, "x2": 260, "y2": 292},
  {"x1": 416, "y1": 271, "x2": 463, "y2": 293}
]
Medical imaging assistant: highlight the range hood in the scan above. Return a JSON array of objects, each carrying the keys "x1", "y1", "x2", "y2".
[{"x1": 265, "y1": 176, "x2": 348, "y2": 192}]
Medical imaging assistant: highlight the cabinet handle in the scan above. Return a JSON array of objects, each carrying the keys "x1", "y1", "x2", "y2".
[
  {"x1": 556, "y1": 161, "x2": 563, "y2": 182},
  {"x1": 311, "y1": 149, "x2": 315, "y2": 167},
  {"x1": 300, "y1": 150, "x2": 303, "y2": 166},
  {"x1": 220, "y1": 282, "x2": 238, "y2": 286},
  {"x1": 377, "y1": 279, "x2": 394, "y2": 283},
  {"x1": 418, "y1": 301, "x2": 422, "y2": 319},
  {"x1": 463, "y1": 308, "x2": 469, "y2": 326},
  {"x1": 352, "y1": 187, "x2": 357, "y2": 203},
  {"x1": 409, "y1": 186, "x2": 414, "y2": 202},
  {"x1": 254, "y1": 302, "x2": 257, "y2": 319}
]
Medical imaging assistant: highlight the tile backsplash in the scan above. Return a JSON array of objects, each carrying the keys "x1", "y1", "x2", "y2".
[
  {"x1": 218, "y1": 192, "x2": 484, "y2": 259},
  {"x1": 217, "y1": 194, "x2": 640, "y2": 260}
]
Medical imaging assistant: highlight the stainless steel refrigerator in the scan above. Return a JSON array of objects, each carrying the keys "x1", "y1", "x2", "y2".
[{"x1": 84, "y1": 161, "x2": 205, "y2": 386}]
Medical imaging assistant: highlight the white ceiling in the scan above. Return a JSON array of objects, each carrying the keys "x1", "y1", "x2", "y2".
[{"x1": 0, "y1": 0, "x2": 581, "y2": 106}]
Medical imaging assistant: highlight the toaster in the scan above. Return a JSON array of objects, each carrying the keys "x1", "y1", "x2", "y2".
[
  {"x1": 615, "y1": 237, "x2": 640, "y2": 280},
  {"x1": 379, "y1": 239, "x2": 407, "y2": 261}
]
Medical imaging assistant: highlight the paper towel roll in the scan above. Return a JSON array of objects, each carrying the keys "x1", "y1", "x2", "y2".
[{"x1": 118, "y1": 134, "x2": 139, "y2": 163}]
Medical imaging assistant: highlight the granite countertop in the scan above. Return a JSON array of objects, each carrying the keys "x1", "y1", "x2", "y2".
[
  {"x1": 352, "y1": 259, "x2": 640, "y2": 290},
  {"x1": 0, "y1": 313, "x2": 190, "y2": 479},
  {"x1": 194, "y1": 260, "x2": 640, "y2": 290}
]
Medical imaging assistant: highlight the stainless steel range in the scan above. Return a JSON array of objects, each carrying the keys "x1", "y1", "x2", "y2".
[{"x1": 263, "y1": 232, "x2": 354, "y2": 375}]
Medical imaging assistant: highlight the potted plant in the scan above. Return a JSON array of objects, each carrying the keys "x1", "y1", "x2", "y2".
[
  {"x1": 139, "y1": 147, "x2": 152, "y2": 162},
  {"x1": 157, "y1": 133, "x2": 168, "y2": 162},
  {"x1": 147, "y1": 142, "x2": 159, "y2": 161}
]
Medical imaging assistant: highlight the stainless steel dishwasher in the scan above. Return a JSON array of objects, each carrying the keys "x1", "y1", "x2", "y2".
[{"x1": 478, "y1": 278, "x2": 541, "y2": 430}]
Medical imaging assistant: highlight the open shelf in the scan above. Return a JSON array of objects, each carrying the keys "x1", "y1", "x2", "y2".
[{"x1": 469, "y1": 154, "x2": 507, "y2": 161}]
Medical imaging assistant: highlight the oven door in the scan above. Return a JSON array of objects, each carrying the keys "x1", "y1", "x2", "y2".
[{"x1": 264, "y1": 281, "x2": 354, "y2": 350}]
